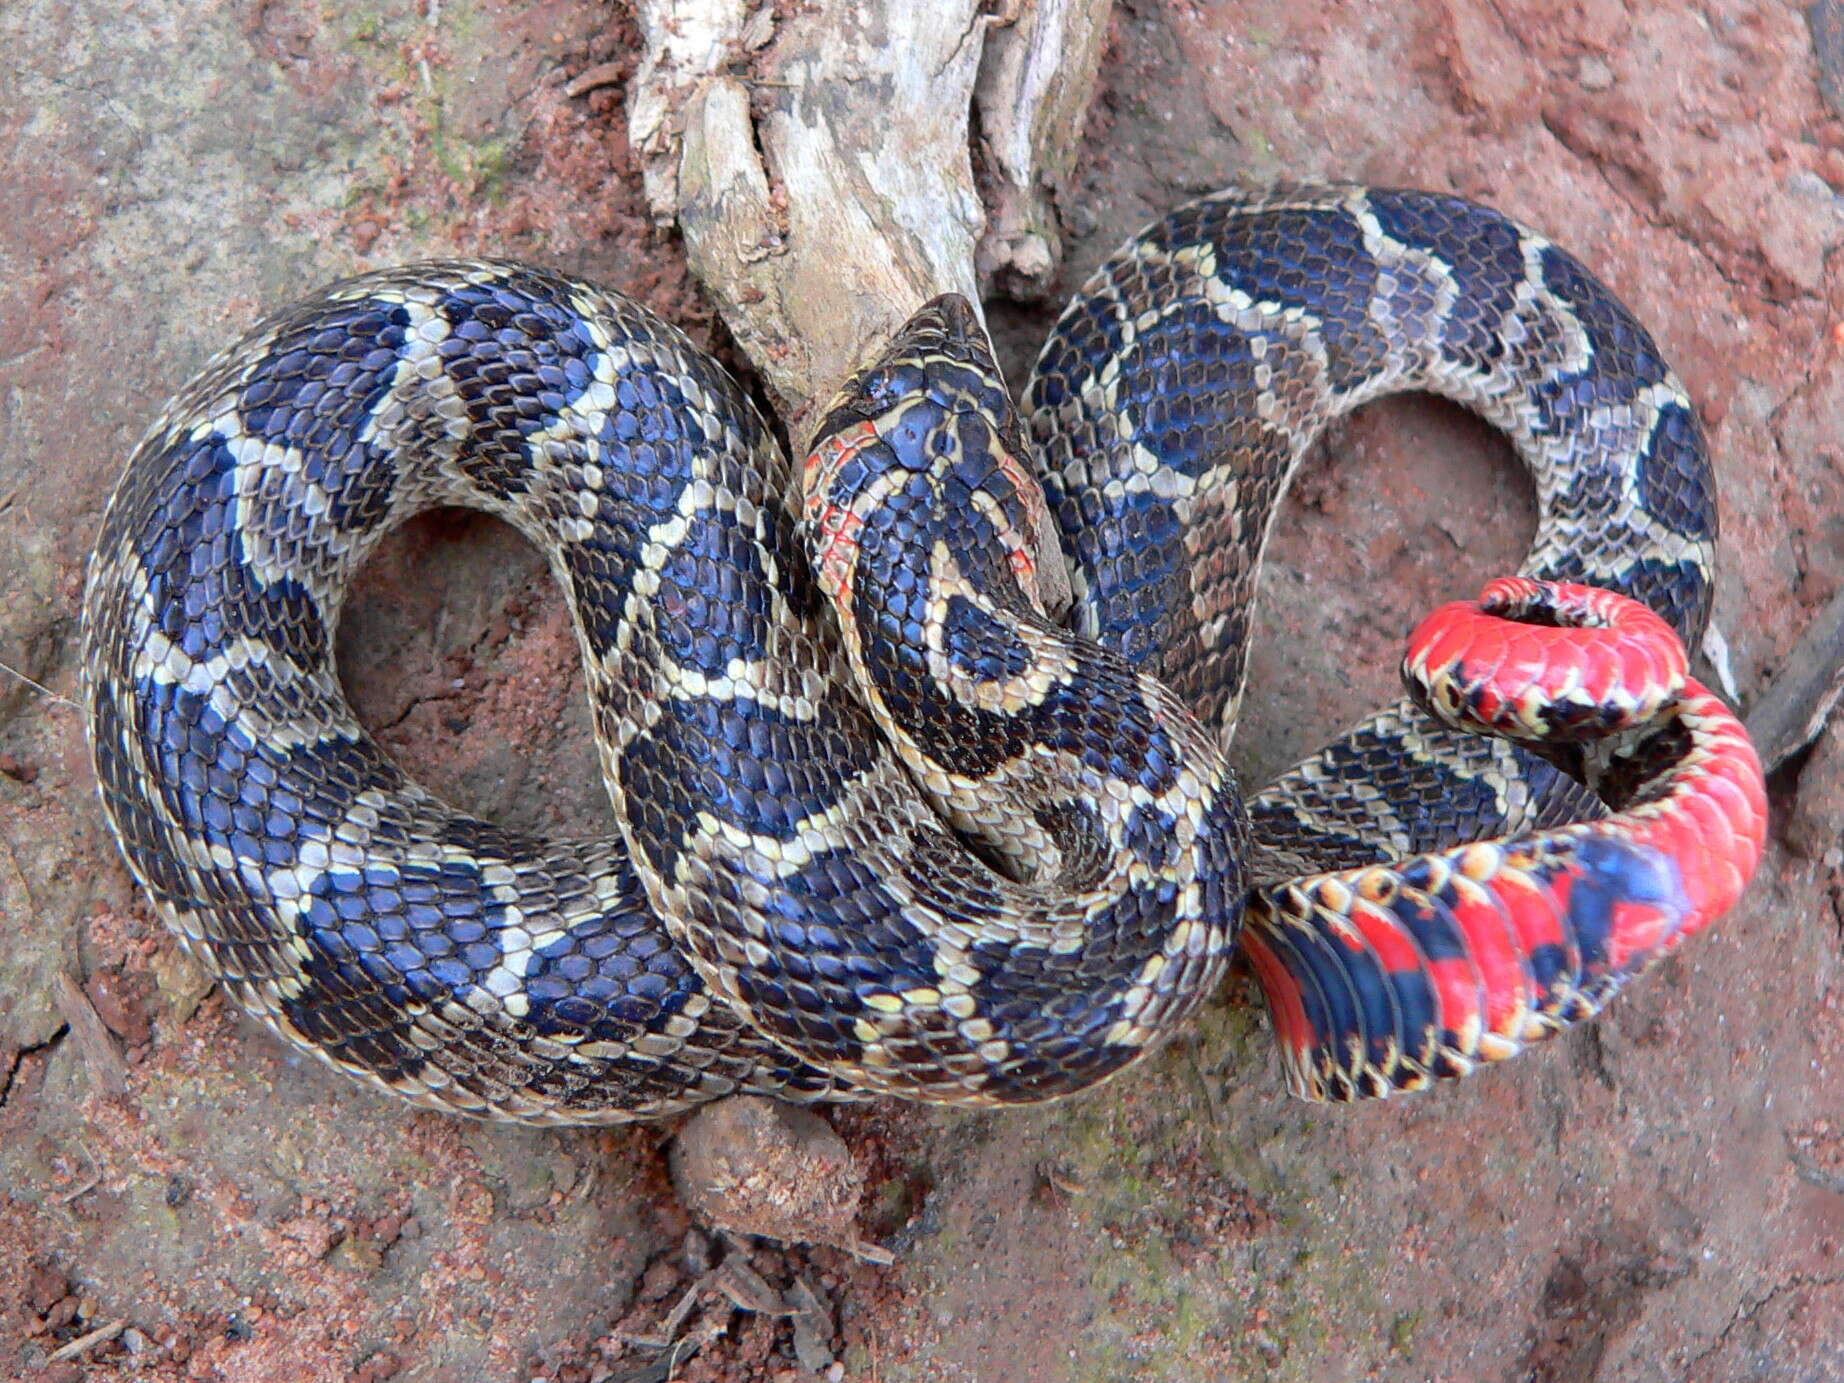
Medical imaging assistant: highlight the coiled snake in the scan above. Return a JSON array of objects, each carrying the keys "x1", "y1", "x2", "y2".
[{"x1": 81, "y1": 185, "x2": 1765, "y2": 1121}]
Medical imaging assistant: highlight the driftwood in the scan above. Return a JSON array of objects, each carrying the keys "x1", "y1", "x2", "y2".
[
  {"x1": 974, "y1": 0, "x2": 1113, "y2": 300},
  {"x1": 628, "y1": 0, "x2": 1111, "y2": 451},
  {"x1": 1746, "y1": 583, "x2": 1844, "y2": 773}
]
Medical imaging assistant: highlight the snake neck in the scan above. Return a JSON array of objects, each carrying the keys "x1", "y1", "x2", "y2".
[{"x1": 799, "y1": 293, "x2": 1231, "y2": 890}]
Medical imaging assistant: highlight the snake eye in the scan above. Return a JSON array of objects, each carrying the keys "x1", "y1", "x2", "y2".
[{"x1": 860, "y1": 361, "x2": 924, "y2": 410}]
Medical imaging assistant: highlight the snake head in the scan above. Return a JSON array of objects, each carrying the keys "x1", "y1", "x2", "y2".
[{"x1": 801, "y1": 293, "x2": 1073, "y2": 619}]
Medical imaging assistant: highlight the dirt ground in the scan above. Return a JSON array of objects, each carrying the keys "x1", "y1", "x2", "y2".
[{"x1": 3, "y1": 1, "x2": 1842, "y2": 1379}]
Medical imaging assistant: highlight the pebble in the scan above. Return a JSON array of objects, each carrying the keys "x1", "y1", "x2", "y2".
[
  {"x1": 1577, "y1": 55, "x2": 1614, "y2": 91},
  {"x1": 669, "y1": 1096, "x2": 864, "y2": 1248}
]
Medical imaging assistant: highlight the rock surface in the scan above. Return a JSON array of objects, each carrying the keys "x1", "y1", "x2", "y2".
[{"x1": 3, "y1": 1, "x2": 1841, "y2": 1379}]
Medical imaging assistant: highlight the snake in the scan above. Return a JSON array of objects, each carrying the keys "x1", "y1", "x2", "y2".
[{"x1": 80, "y1": 184, "x2": 1765, "y2": 1123}]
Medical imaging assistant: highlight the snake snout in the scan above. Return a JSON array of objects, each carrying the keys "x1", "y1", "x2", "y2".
[{"x1": 812, "y1": 294, "x2": 1009, "y2": 436}]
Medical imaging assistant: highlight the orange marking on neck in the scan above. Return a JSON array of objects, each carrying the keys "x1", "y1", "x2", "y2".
[
  {"x1": 989, "y1": 445, "x2": 1050, "y2": 601},
  {"x1": 802, "y1": 421, "x2": 882, "y2": 610}
]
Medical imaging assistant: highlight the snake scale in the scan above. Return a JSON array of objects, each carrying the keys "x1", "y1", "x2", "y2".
[{"x1": 81, "y1": 185, "x2": 1764, "y2": 1122}]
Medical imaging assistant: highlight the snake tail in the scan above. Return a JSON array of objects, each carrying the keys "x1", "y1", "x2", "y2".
[{"x1": 1243, "y1": 580, "x2": 1765, "y2": 1102}]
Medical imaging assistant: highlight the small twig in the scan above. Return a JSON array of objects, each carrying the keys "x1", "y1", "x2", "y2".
[
  {"x1": 1183, "y1": 1037, "x2": 1225, "y2": 1131},
  {"x1": 0, "y1": 657, "x2": 79, "y2": 712},
  {"x1": 845, "y1": 1236, "x2": 896, "y2": 1266},
  {"x1": 53, "y1": 1142, "x2": 103, "y2": 1203},
  {"x1": 564, "y1": 60, "x2": 626, "y2": 98},
  {"x1": 1811, "y1": 0, "x2": 1844, "y2": 122},
  {"x1": 52, "y1": 974, "x2": 130, "y2": 1097},
  {"x1": 54, "y1": 1169, "x2": 102, "y2": 1204},
  {"x1": 1745, "y1": 583, "x2": 1844, "y2": 772},
  {"x1": 710, "y1": 1258, "x2": 789, "y2": 1315},
  {"x1": 613, "y1": 1281, "x2": 702, "y2": 1353},
  {"x1": 661, "y1": 1281, "x2": 702, "y2": 1340},
  {"x1": 610, "y1": 1355, "x2": 677, "y2": 1383},
  {"x1": 47, "y1": 1317, "x2": 128, "y2": 1363},
  {"x1": 0, "y1": 835, "x2": 37, "y2": 914}
]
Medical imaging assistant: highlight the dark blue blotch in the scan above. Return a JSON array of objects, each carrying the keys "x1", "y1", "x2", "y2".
[
  {"x1": 134, "y1": 435, "x2": 328, "y2": 665},
  {"x1": 1638, "y1": 400, "x2": 1716, "y2": 542},
  {"x1": 289, "y1": 848, "x2": 584, "y2": 1020},
  {"x1": 518, "y1": 865, "x2": 708, "y2": 1041},
  {"x1": 763, "y1": 845, "x2": 940, "y2": 994},
  {"x1": 132, "y1": 676, "x2": 402, "y2": 883},
  {"x1": 1121, "y1": 803, "x2": 1177, "y2": 872},
  {"x1": 1364, "y1": 189, "x2": 1528, "y2": 368},
  {"x1": 1563, "y1": 834, "x2": 1684, "y2": 980},
  {"x1": 435, "y1": 273, "x2": 604, "y2": 498},
  {"x1": 281, "y1": 852, "x2": 518, "y2": 1073},
  {"x1": 1112, "y1": 300, "x2": 1269, "y2": 476},
  {"x1": 1523, "y1": 244, "x2": 1673, "y2": 445},
  {"x1": 1270, "y1": 916, "x2": 1364, "y2": 1084},
  {"x1": 1033, "y1": 292, "x2": 1131, "y2": 411},
  {"x1": 1526, "y1": 941, "x2": 1572, "y2": 1009},
  {"x1": 1327, "y1": 918, "x2": 1433, "y2": 1080},
  {"x1": 859, "y1": 580, "x2": 1186, "y2": 795},
  {"x1": 1381, "y1": 963, "x2": 1438, "y2": 1071},
  {"x1": 618, "y1": 691, "x2": 868, "y2": 876},
  {"x1": 1540, "y1": 246, "x2": 1669, "y2": 394},
  {"x1": 723, "y1": 844, "x2": 944, "y2": 1063},
  {"x1": 1195, "y1": 205, "x2": 1388, "y2": 391},
  {"x1": 652, "y1": 507, "x2": 773, "y2": 674},
  {"x1": 237, "y1": 298, "x2": 413, "y2": 532},
  {"x1": 966, "y1": 880, "x2": 1178, "y2": 1036},
  {"x1": 1051, "y1": 482, "x2": 1190, "y2": 664},
  {"x1": 1298, "y1": 724, "x2": 1514, "y2": 856},
  {"x1": 1386, "y1": 862, "x2": 1473, "y2": 966},
  {"x1": 134, "y1": 678, "x2": 270, "y2": 869},
  {"x1": 940, "y1": 594, "x2": 1032, "y2": 682},
  {"x1": 875, "y1": 396, "x2": 947, "y2": 476}
]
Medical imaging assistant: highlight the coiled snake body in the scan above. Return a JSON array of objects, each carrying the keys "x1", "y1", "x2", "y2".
[{"x1": 81, "y1": 186, "x2": 1763, "y2": 1121}]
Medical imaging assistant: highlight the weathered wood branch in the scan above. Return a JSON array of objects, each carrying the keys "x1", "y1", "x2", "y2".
[
  {"x1": 974, "y1": 0, "x2": 1112, "y2": 299},
  {"x1": 1746, "y1": 583, "x2": 1844, "y2": 774},
  {"x1": 628, "y1": 0, "x2": 1112, "y2": 451}
]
